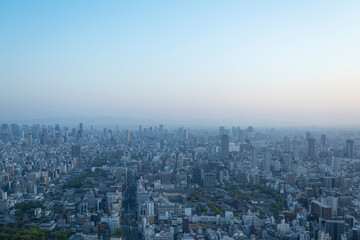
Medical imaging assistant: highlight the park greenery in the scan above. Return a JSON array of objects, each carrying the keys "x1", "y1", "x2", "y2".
[
  {"x1": 14, "y1": 201, "x2": 43, "y2": 221},
  {"x1": 61, "y1": 157, "x2": 109, "y2": 191},
  {"x1": 207, "y1": 201, "x2": 222, "y2": 215},
  {"x1": 195, "y1": 205, "x2": 208, "y2": 214},
  {"x1": 0, "y1": 224, "x2": 71, "y2": 240},
  {"x1": 226, "y1": 184, "x2": 284, "y2": 218}
]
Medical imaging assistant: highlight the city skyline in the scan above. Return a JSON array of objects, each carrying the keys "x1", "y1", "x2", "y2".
[
  {"x1": 1, "y1": 1, "x2": 360, "y2": 126},
  {"x1": 2, "y1": 2, "x2": 360, "y2": 239}
]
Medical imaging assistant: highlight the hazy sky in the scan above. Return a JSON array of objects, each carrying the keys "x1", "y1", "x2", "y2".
[{"x1": 1, "y1": 1, "x2": 360, "y2": 126}]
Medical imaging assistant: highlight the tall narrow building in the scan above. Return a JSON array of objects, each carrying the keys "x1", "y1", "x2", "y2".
[
  {"x1": 307, "y1": 138, "x2": 316, "y2": 158},
  {"x1": 346, "y1": 140, "x2": 354, "y2": 158},
  {"x1": 283, "y1": 137, "x2": 291, "y2": 153},
  {"x1": 263, "y1": 151, "x2": 272, "y2": 172},
  {"x1": 251, "y1": 148, "x2": 258, "y2": 169},
  {"x1": 321, "y1": 134, "x2": 327, "y2": 146},
  {"x1": 27, "y1": 133, "x2": 32, "y2": 146},
  {"x1": 219, "y1": 126, "x2": 225, "y2": 136},
  {"x1": 79, "y1": 123, "x2": 83, "y2": 138},
  {"x1": 221, "y1": 134, "x2": 229, "y2": 159}
]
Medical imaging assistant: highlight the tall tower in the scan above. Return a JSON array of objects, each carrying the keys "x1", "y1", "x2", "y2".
[
  {"x1": 79, "y1": 123, "x2": 83, "y2": 138},
  {"x1": 263, "y1": 151, "x2": 272, "y2": 172},
  {"x1": 292, "y1": 139, "x2": 299, "y2": 158},
  {"x1": 283, "y1": 136, "x2": 290, "y2": 153},
  {"x1": 159, "y1": 124, "x2": 164, "y2": 134},
  {"x1": 251, "y1": 148, "x2": 258, "y2": 169},
  {"x1": 221, "y1": 134, "x2": 229, "y2": 159},
  {"x1": 321, "y1": 134, "x2": 327, "y2": 146},
  {"x1": 346, "y1": 140, "x2": 354, "y2": 158},
  {"x1": 307, "y1": 138, "x2": 316, "y2": 158},
  {"x1": 219, "y1": 126, "x2": 225, "y2": 136},
  {"x1": 27, "y1": 133, "x2": 32, "y2": 146},
  {"x1": 55, "y1": 131, "x2": 61, "y2": 145}
]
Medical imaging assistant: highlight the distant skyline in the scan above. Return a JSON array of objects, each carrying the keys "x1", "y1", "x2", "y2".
[{"x1": 1, "y1": 1, "x2": 360, "y2": 126}]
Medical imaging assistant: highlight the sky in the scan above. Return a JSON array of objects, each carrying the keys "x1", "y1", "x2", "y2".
[{"x1": 1, "y1": 1, "x2": 360, "y2": 126}]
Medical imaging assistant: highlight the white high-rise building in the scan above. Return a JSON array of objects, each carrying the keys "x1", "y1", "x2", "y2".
[{"x1": 146, "y1": 201, "x2": 154, "y2": 216}]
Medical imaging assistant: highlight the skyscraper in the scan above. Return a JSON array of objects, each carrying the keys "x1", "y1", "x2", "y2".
[
  {"x1": 251, "y1": 148, "x2": 258, "y2": 169},
  {"x1": 346, "y1": 140, "x2": 354, "y2": 158},
  {"x1": 332, "y1": 157, "x2": 341, "y2": 171},
  {"x1": 283, "y1": 136, "x2": 290, "y2": 153},
  {"x1": 307, "y1": 138, "x2": 316, "y2": 158},
  {"x1": 10, "y1": 124, "x2": 20, "y2": 138},
  {"x1": 325, "y1": 220, "x2": 345, "y2": 240},
  {"x1": 71, "y1": 145, "x2": 81, "y2": 158},
  {"x1": 321, "y1": 134, "x2": 327, "y2": 146},
  {"x1": 221, "y1": 134, "x2": 229, "y2": 159},
  {"x1": 192, "y1": 166, "x2": 202, "y2": 185},
  {"x1": 27, "y1": 133, "x2": 32, "y2": 146},
  {"x1": 177, "y1": 153, "x2": 184, "y2": 169},
  {"x1": 1, "y1": 124, "x2": 8, "y2": 134},
  {"x1": 79, "y1": 123, "x2": 83, "y2": 138},
  {"x1": 263, "y1": 151, "x2": 272, "y2": 172},
  {"x1": 219, "y1": 126, "x2": 225, "y2": 136},
  {"x1": 55, "y1": 131, "x2": 61, "y2": 145},
  {"x1": 292, "y1": 139, "x2": 299, "y2": 158},
  {"x1": 283, "y1": 153, "x2": 292, "y2": 170}
]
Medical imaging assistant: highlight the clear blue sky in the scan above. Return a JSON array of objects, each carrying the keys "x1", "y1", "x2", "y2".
[{"x1": 1, "y1": 1, "x2": 360, "y2": 126}]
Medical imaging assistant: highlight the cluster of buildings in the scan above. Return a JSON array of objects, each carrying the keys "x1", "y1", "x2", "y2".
[{"x1": 0, "y1": 123, "x2": 360, "y2": 240}]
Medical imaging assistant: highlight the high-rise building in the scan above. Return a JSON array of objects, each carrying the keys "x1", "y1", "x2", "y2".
[
  {"x1": 307, "y1": 138, "x2": 316, "y2": 158},
  {"x1": 79, "y1": 123, "x2": 83, "y2": 138},
  {"x1": 161, "y1": 173, "x2": 172, "y2": 185},
  {"x1": 1, "y1": 124, "x2": 8, "y2": 134},
  {"x1": 325, "y1": 220, "x2": 345, "y2": 240},
  {"x1": 283, "y1": 153, "x2": 292, "y2": 169},
  {"x1": 321, "y1": 134, "x2": 327, "y2": 146},
  {"x1": 292, "y1": 139, "x2": 299, "y2": 158},
  {"x1": 40, "y1": 134, "x2": 46, "y2": 145},
  {"x1": 221, "y1": 134, "x2": 229, "y2": 159},
  {"x1": 55, "y1": 131, "x2": 61, "y2": 145},
  {"x1": 27, "y1": 133, "x2": 32, "y2": 146},
  {"x1": 322, "y1": 196, "x2": 338, "y2": 217},
  {"x1": 231, "y1": 126, "x2": 236, "y2": 137},
  {"x1": 219, "y1": 126, "x2": 225, "y2": 136},
  {"x1": 283, "y1": 137, "x2": 290, "y2": 153},
  {"x1": 71, "y1": 145, "x2": 81, "y2": 158},
  {"x1": 64, "y1": 131, "x2": 68, "y2": 143},
  {"x1": 346, "y1": 140, "x2": 354, "y2": 158},
  {"x1": 146, "y1": 201, "x2": 155, "y2": 216},
  {"x1": 263, "y1": 151, "x2": 272, "y2": 172},
  {"x1": 203, "y1": 173, "x2": 217, "y2": 187},
  {"x1": 332, "y1": 157, "x2": 341, "y2": 171},
  {"x1": 311, "y1": 200, "x2": 332, "y2": 220},
  {"x1": 177, "y1": 153, "x2": 184, "y2": 169},
  {"x1": 251, "y1": 148, "x2": 258, "y2": 169},
  {"x1": 125, "y1": 130, "x2": 130, "y2": 143},
  {"x1": 10, "y1": 124, "x2": 20, "y2": 138},
  {"x1": 31, "y1": 124, "x2": 40, "y2": 139},
  {"x1": 192, "y1": 166, "x2": 202, "y2": 185}
]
